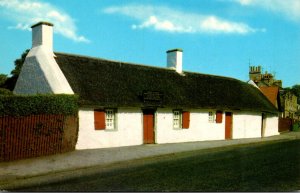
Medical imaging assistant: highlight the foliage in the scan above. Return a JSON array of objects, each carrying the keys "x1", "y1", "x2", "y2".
[
  {"x1": 291, "y1": 85, "x2": 300, "y2": 103},
  {"x1": 292, "y1": 122, "x2": 300, "y2": 131},
  {"x1": 0, "y1": 94, "x2": 78, "y2": 116},
  {"x1": 0, "y1": 74, "x2": 7, "y2": 87},
  {"x1": 0, "y1": 88, "x2": 12, "y2": 95},
  {"x1": 0, "y1": 49, "x2": 30, "y2": 91},
  {"x1": 11, "y1": 49, "x2": 30, "y2": 78},
  {"x1": 284, "y1": 84, "x2": 300, "y2": 104}
]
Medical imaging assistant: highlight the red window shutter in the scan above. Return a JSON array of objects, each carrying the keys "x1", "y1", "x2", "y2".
[
  {"x1": 182, "y1": 111, "x2": 190, "y2": 129},
  {"x1": 94, "y1": 110, "x2": 105, "y2": 130},
  {"x1": 216, "y1": 111, "x2": 223, "y2": 123}
]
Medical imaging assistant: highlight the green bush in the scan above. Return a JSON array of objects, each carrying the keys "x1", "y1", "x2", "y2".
[
  {"x1": 292, "y1": 122, "x2": 300, "y2": 131},
  {"x1": 0, "y1": 94, "x2": 78, "y2": 116},
  {"x1": 0, "y1": 88, "x2": 13, "y2": 95}
]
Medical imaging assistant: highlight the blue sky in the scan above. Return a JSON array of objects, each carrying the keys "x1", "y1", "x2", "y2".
[{"x1": 0, "y1": 0, "x2": 299, "y2": 87}]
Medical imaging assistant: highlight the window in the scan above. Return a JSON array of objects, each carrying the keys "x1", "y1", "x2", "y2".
[
  {"x1": 173, "y1": 110, "x2": 182, "y2": 129},
  {"x1": 208, "y1": 111, "x2": 215, "y2": 123},
  {"x1": 94, "y1": 109, "x2": 116, "y2": 130},
  {"x1": 173, "y1": 110, "x2": 190, "y2": 129},
  {"x1": 105, "y1": 109, "x2": 115, "y2": 130}
]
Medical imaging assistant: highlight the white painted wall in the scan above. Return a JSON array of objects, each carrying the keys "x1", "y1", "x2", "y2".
[
  {"x1": 232, "y1": 112, "x2": 262, "y2": 139},
  {"x1": 14, "y1": 22, "x2": 73, "y2": 95},
  {"x1": 14, "y1": 46, "x2": 74, "y2": 94},
  {"x1": 76, "y1": 108, "x2": 279, "y2": 149},
  {"x1": 155, "y1": 108, "x2": 225, "y2": 144},
  {"x1": 264, "y1": 114, "x2": 279, "y2": 137},
  {"x1": 76, "y1": 108, "x2": 143, "y2": 149}
]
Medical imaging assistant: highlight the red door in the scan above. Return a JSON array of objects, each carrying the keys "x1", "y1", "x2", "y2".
[
  {"x1": 143, "y1": 110, "x2": 155, "y2": 144},
  {"x1": 225, "y1": 112, "x2": 232, "y2": 140}
]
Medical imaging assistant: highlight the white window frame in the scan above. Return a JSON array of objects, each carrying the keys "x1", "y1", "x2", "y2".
[
  {"x1": 208, "y1": 111, "x2": 215, "y2": 123},
  {"x1": 105, "y1": 109, "x2": 116, "y2": 130},
  {"x1": 173, "y1": 110, "x2": 182, "y2": 129}
]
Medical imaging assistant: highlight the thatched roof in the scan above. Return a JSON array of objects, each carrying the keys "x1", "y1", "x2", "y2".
[{"x1": 55, "y1": 52, "x2": 278, "y2": 113}]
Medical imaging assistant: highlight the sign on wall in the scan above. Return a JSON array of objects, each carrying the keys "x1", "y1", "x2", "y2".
[{"x1": 142, "y1": 91, "x2": 164, "y2": 107}]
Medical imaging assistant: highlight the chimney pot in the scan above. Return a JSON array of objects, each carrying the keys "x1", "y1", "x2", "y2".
[
  {"x1": 31, "y1": 21, "x2": 54, "y2": 53},
  {"x1": 166, "y1": 48, "x2": 183, "y2": 73}
]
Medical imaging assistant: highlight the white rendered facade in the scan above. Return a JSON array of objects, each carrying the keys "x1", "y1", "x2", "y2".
[
  {"x1": 76, "y1": 108, "x2": 279, "y2": 149},
  {"x1": 76, "y1": 108, "x2": 144, "y2": 149}
]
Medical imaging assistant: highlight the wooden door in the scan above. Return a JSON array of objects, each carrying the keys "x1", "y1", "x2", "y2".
[
  {"x1": 143, "y1": 110, "x2": 155, "y2": 144},
  {"x1": 225, "y1": 112, "x2": 232, "y2": 140}
]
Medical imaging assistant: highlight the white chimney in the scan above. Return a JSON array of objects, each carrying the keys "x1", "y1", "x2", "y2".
[
  {"x1": 166, "y1": 48, "x2": 183, "y2": 73},
  {"x1": 31, "y1": 21, "x2": 54, "y2": 53}
]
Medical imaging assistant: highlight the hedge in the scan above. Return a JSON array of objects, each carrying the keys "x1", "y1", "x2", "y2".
[
  {"x1": 292, "y1": 122, "x2": 300, "y2": 131},
  {"x1": 0, "y1": 94, "x2": 79, "y2": 116}
]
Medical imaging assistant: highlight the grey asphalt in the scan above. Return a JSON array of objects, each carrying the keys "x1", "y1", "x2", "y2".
[{"x1": 1, "y1": 131, "x2": 299, "y2": 190}]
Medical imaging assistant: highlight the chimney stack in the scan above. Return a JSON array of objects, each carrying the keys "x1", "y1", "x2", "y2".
[
  {"x1": 166, "y1": 48, "x2": 183, "y2": 73},
  {"x1": 31, "y1": 21, "x2": 54, "y2": 53}
]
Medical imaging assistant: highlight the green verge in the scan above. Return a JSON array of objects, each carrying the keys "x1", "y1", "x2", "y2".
[{"x1": 0, "y1": 94, "x2": 79, "y2": 116}]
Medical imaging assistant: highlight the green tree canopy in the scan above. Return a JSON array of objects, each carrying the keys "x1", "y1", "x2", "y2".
[
  {"x1": 284, "y1": 84, "x2": 300, "y2": 104},
  {"x1": 1, "y1": 49, "x2": 29, "y2": 91},
  {"x1": 291, "y1": 85, "x2": 300, "y2": 103},
  {"x1": 0, "y1": 74, "x2": 7, "y2": 87},
  {"x1": 11, "y1": 49, "x2": 30, "y2": 78}
]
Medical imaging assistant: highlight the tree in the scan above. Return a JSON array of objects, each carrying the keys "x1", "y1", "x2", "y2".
[
  {"x1": 0, "y1": 74, "x2": 7, "y2": 87},
  {"x1": 284, "y1": 84, "x2": 300, "y2": 104},
  {"x1": 3, "y1": 49, "x2": 30, "y2": 91},
  {"x1": 291, "y1": 85, "x2": 300, "y2": 104},
  {"x1": 11, "y1": 49, "x2": 30, "y2": 78},
  {"x1": 0, "y1": 74, "x2": 12, "y2": 95}
]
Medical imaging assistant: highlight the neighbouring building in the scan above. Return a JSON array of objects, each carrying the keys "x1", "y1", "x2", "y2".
[
  {"x1": 296, "y1": 104, "x2": 300, "y2": 121},
  {"x1": 249, "y1": 65, "x2": 282, "y2": 88},
  {"x1": 280, "y1": 90, "x2": 298, "y2": 119},
  {"x1": 14, "y1": 22, "x2": 279, "y2": 150},
  {"x1": 249, "y1": 65, "x2": 298, "y2": 120},
  {"x1": 258, "y1": 86, "x2": 281, "y2": 110}
]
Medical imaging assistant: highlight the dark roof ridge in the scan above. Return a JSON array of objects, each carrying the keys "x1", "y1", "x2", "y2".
[
  {"x1": 54, "y1": 51, "x2": 242, "y2": 82},
  {"x1": 54, "y1": 51, "x2": 176, "y2": 71},
  {"x1": 183, "y1": 69, "x2": 241, "y2": 82}
]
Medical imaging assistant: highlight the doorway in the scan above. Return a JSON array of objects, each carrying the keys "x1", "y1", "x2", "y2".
[
  {"x1": 225, "y1": 112, "x2": 232, "y2": 140},
  {"x1": 143, "y1": 109, "x2": 155, "y2": 144}
]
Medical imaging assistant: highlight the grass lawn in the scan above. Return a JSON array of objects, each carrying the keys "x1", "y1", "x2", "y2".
[{"x1": 16, "y1": 139, "x2": 300, "y2": 192}]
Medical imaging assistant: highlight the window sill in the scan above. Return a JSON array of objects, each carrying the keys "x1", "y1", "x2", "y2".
[{"x1": 105, "y1": 129, "x2": 118, "y2": 132}]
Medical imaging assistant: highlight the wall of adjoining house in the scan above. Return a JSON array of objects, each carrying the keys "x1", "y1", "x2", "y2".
[
  {"x1": 264, "y1": 114, "x2": 279, "y2": 136},
  {"x1": 232, "y1": 112, "x2": 262, "y2": 139},
  {"x1": 76, "y1": 108, "x2": 143, "y2": 149}
]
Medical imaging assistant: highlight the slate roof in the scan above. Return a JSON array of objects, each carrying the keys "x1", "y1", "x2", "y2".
[
  {"x1": 54, "y1": 52, "x2": 278, "y2": 113},
  {"x1": 259, "y1": 86, "x2": 280, "y2": 109}
]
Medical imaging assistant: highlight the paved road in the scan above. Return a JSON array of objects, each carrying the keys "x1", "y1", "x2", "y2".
[
  {"x1": 14, "y1": 139, "x2": 300, "y2": 192},
  {"x1": 1, "y1": 131, "x2": 300, "y2": 190}
]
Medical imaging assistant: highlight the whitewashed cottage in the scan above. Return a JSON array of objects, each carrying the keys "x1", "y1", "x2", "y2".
[{"x1": 14, "y1": 22, "x2": 279, "y2": 149}]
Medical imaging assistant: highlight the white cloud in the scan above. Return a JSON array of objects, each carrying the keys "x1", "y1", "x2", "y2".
[
  {"x1": 132, "y1": 16, "x2": 194, "y2": 33},
  {"x1": 103, "y1": 4, "x2": 263, "y2": 34},
  {"x1": 0, "y1": 0, "x2": 90, "y2": 43},
  {"x1": 7, "y1": 23, "x2": 31, "y2": 31},
  {"x1": 235, "y1": 0, "x2": 300, "y2": 22}
]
